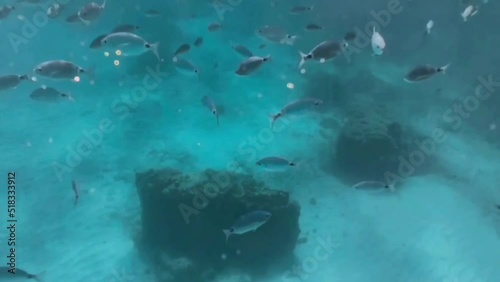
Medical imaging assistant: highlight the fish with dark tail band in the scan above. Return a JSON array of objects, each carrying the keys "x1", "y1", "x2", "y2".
[{"x1": 202, "y1": 95, "x2": 219, "y2": 127}]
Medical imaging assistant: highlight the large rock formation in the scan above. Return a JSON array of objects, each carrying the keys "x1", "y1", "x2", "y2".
[{"x1": 135, "y1": 168, "x2": 301, "y2": 281}]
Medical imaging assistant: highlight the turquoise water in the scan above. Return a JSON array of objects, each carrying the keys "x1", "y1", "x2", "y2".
[{"x1": 1, "y1": 0, "x2": 500, "y2": 281}]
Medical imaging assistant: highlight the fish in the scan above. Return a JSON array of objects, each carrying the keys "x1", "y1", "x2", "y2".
[
  {"x1": 305, "y1": 23, "x2": 323, "y2": 31},
  {"x1": 256, "y1": 156, "x2": 296, "y2": 172},
  {"x1": 290, "y1": 5, "x2": 313, "y2": 15},
  {"x1": 101, "y1": 32, "x2": 160, "y2": 61},
  {"x1": 145, "y1": 9, "x2": 161, "y2": 17},
  {"x1": 46, "y1": 3, "x2": 63, "y2": 19},
  {"x1": 0, "y1": 267, "x2": 44, "y2": 281},
  {"x1": 173, "y1": 57, "x2": 200, "y2": 80},
  {"x1": 30, "y1": 87, "x2": 74, "y2": 102},
  {"x1": 34, "y1": 60, "x2": 93, "y2": 80},
  {"x1": 208, "y1": 22, "x2": 222, "y2": 31},
  {"x1": 0, "y1": 74, "x2": 30, "y2": 91},
  {"x1": 352, "y1": 181, "x2": 395, "y2": 192},
  {"x1": 230, "y1": 42, "x2": 253, "y2": 58},
  {"x1": 425, "y1": 20, "x2": 434, "y2": 35},
  {"x1": 0, "y1": 5, "x2": 15, "y2": 19},
  {"x1": 235, "y1": 55, "x2": 270, "y2": 76},
  {"x1": 404, "y1": 64, "x2": 450, "y2": 83},
  {"x1": 194, "y1": 37, "x2": 203, "y2": 47},
  {"x1": 256, "y1": 25, "x2": 297, "y2": 45},
  {"x1": 223, "y1": 210, "x2": 271, "y2": 242},
  {"x1": 298, "y1": 40, "x2": 347, "y2": 68},
  {"x1": 89, "y1": 25, "x2": 140, "y2": 49},
  {"x1": 173, "y1": 43, "x2": 191, "y2": 58},
  {"x1": 270, "y1": 98, "x2": 322, "y2": 128},
  {"x1": 72, "y1": 179, "x2": 79, "y2": 205},
  {"x1": 66, "y1": 0, "x2": 106, "y2": 25},
  {"x1": 371, "y1": 27, "x2": 385, "y2": 56},
  {"x1": 461, "y1": 5, "x2": 478, "y2": 21},
  {"x1": 202, "y1": 95, "x2": 219, "y2": 127}
]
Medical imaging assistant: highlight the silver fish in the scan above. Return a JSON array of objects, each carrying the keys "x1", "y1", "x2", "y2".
[
  {"x1": 235, "y1": 55, "x2": 270, "y2": 76},
  {"x1": 202, "y1": 95, "x2": 219, "y2": 127},
  {"x1": 270, "y1": 98, "x2": 322, "y2": 128},
  {"x1": 231, "y1": 42, "x2": 253, "y2": 58},
  {"x1": 223, "y1": 210, "x2": 271, "y2": 242},
  {"x1": 101, "y1": 32, "x2": 160, "y2": 60},
  {"x1": 0, "y1": 267, "x2": 44, "y2": 281},
  {"x1": 256, "y1": 25, "x2": 297, "y2": 45},
  {"x1": 256, "y1": 156, "x2": 296, "y2": 172},
  {"x1": 89, "y1": 25, "x2": 139, "y2": 49},
  {"x1": 299, "y1": 40, "x2": 347, "y2": 68},
  {"x1": 404, "y1": 64, "x2": 450, "y2": 83},
  {"x1": 47, "y1": 3, "x2": 63, "y2": 19},
  {"x1": 0, "y1": 5, "x2": 15, "y2": 19},
  {"x1": 0, "y1": 74, "x2": 30, "y2": 91},
  {"x1": 30, "y1": 87, "x2": 74, "y2": 102},
  {"x1": 290, "y1": 5, "x2": 314, "y2": 15},
  {"x1": 66, "y1": 0, "x2": 106, "y2": 25},
  {"x1": 352, "y1": 181, "x2": 394, "y2": 192},
  {"x1": 173, "y1": 57, "x2": 199, "y2": 80},
  {"x1": 34, "y1": 60, "x2": 92, "y2": 80}
]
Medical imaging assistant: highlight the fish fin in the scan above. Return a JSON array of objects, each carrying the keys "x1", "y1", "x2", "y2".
[
  {"x1": 373, "y1": 26, "x2": 376, "y2": 34},
  {"x1": 101, "y1": 0, "x2": 106, "y2": 9},
  {"x1": 269, "y1": 113, "x2": 281, "y2": 129},
  {"x1": 147, "y1": 42, "x2": 161, "y2": 61},
  {"x1": 439, "y1": 63, "x2": 450, "y2": 74},
  {"x1": 264, "y1": 54, "x2": 271, "y2": 62},
  {"x1": 67, "y1": 92, "x2": 75, "y2": 102},
  {"x1": 65, "y1": 13, "x2": 80, "y2": 23},
  {"x1": 298, "y1": 51, "x2": 307, "y2": 68},
  {"x1": 223, "y1": 229, "x2": 231, "y2": 242}
]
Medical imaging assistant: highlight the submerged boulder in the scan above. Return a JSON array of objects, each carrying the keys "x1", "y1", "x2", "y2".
[{"x1": 135, "y1": 168, "x2": 301, "y2": 280}]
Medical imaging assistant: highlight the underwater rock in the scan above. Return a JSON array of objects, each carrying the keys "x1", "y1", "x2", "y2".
[
  {"x1": 334, "y1": 104, "x2": 403, "y2": 181},
  {"x1": 135, "y1": 168, "x2": 301, "y2": 280}
]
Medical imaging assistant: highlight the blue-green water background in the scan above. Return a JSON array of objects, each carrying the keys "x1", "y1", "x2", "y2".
[{"x1": 1, "y1": 0, "x2": 500, "y2": 281}]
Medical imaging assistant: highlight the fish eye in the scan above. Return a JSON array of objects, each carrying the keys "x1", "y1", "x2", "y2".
[
  {"x1": 212, "y1": 110, "x2": 216, "y2": 115},
  {"x1": 36, "y1": 67, "x2": 42, "y2": 72},
  {"x1": 256, "y1": 162, "x2": 261, "y2": 166},
  {"x1": 194, "y1": 69, "x2": 199, "y2": 73},
  {"x1": 289, "y1": 163, "x2": 296, "y2": 166},
  {"x1": 103, "y1": 40, "x2": 107, "y2": 44}
]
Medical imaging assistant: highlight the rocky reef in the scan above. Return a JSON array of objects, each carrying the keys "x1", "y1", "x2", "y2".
[{"x1": 135, "y1": 168, "x2": 301, "y2": 281}]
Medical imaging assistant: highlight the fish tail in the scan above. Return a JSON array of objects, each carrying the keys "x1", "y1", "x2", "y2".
[
  {"x1": 298, "y1": 51, "x2": 307, "y2": 68},
  {"x1": 148, "y1": 42, "x2": 161, "y2": 61},
  {"x1": 439, "y1": 63, "x2": 450, "y2": 74},
  {"x1": 269, "y1": 113, "x2": 281, "y2": 129},
  {"x1": 66, "y1": 92, "x2": 75, "y2": 102},
  {"x1": 102, "y1": 0, "x2": 106, "y2": 9},
  {"x1": 309, "y1": 5, "x2": 314, "y2": 11},
  {"x1": 223, "y1": 229, "x2": 231, "y2": 242}
]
